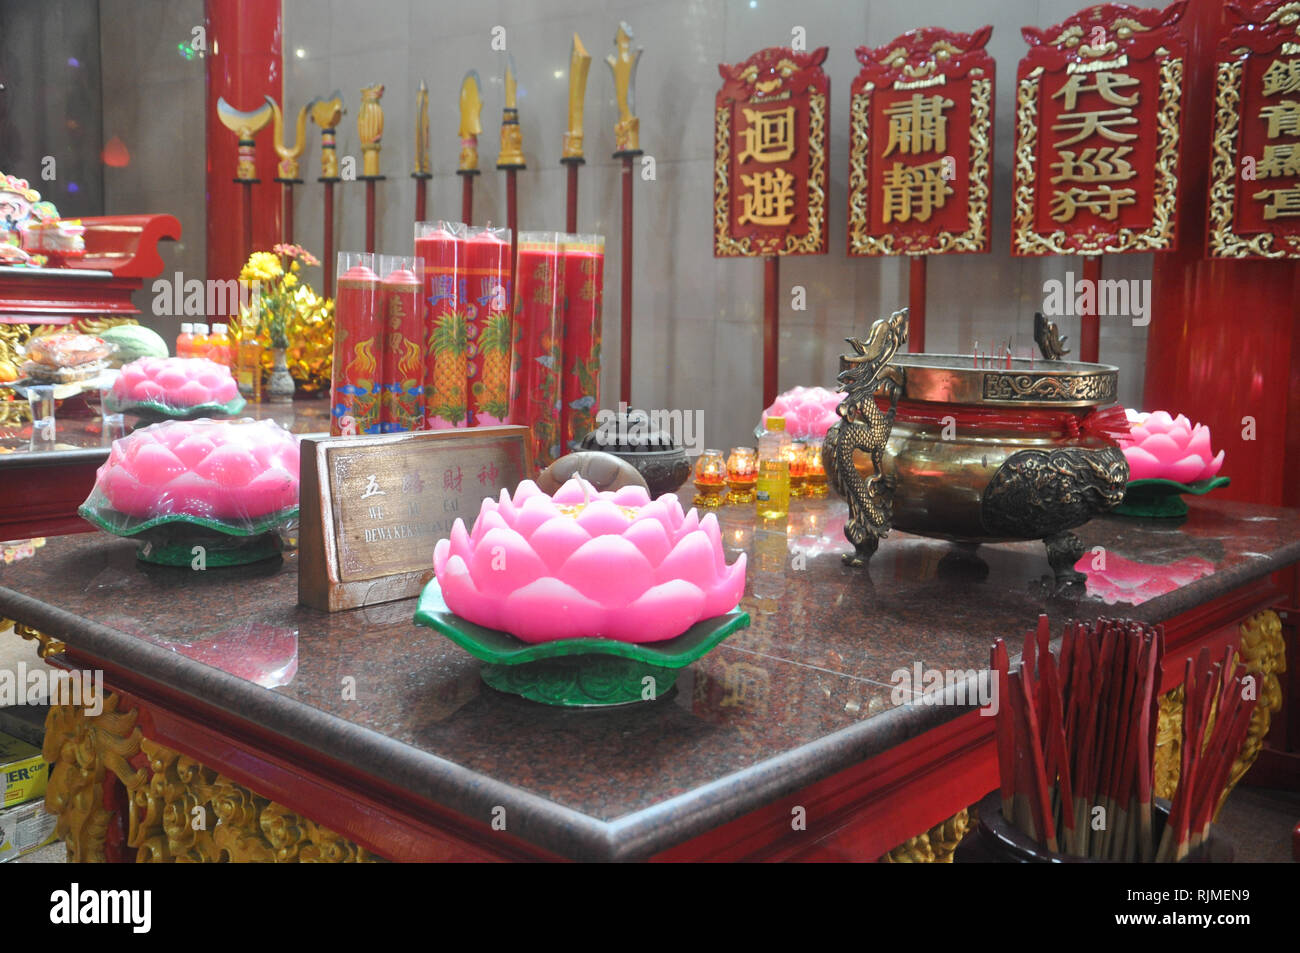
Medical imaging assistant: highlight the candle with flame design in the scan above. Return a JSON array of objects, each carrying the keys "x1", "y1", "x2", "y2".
[
  {"x1": 380, "y1": 258, "x2": 425, "y2": 433},
  {"x1": 509, "y1": 232, "x2": 564, "y2": 469},
  {"x1": 416, "y1": 221, "x2": 468, "y2": 429},
  {"x1": 331, "y1": 253, "x2": 383, "y2": 436},
  {"x1": 561, "y1": 234, "x2": 604, "y2": 451}
]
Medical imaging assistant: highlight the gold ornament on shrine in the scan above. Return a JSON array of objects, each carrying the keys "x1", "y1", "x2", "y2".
[
  {"x1": 216, "y1": 97, "x2": 274, "y2": 182},
  {"x1": 1010, "y1": 2, "x2": 1187, "y2": 256},
  {"x1": 458, "y1": 71, "x2": 483, "y2": 172},
  {"x1": 1207, "y1": 0, "x2": 1300, "y2": 258},
  {"x1": 357, "y1": 84, "x2": 385, "y2": 177},
  {"x1": 266, "y1": 96, "x2": 309, "y2": 181},
  {"x1": 310, "y1": 92, "x2": 345, "y2": 180},
  {"x1": 847, "y1": 25, "x2": 994, "y2": 255},
  {"x1": 414, "y1": 80, "x2": 431, "y2": 176},
  {"x1": 497, "y1": 57, "x2": 525, "y2": 169},
  {"x1": 607, "y1": 22, "x2": 642, "y2": 154},
  {"x1": 563, "y1": 33, "x2": 592, "y2": 160}
]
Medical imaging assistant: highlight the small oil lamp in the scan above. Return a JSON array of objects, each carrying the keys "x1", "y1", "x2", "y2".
[
  {"x1": 692, "y1": 449, "x2": 728, "y2": 508},
  {"x1": 726, "y1": 446, "x2": 758, "y2": 504}
]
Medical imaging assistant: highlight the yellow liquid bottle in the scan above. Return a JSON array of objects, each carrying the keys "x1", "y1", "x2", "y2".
[{"x1": 756, "y1": 415, "x2": 791, "y2": 520}]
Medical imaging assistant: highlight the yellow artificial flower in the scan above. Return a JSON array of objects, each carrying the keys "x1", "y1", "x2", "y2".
[
  {"x1": 283, "y1": 272, "x2": 298, "y2": 289},
  {"x1": 291, "y1": 260, "x2": 301, "y2": 272},
  {"x1": 239, "y1": 251, "x2": 283, "y2": 283}
]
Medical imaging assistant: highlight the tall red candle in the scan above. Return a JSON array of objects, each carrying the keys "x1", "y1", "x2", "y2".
[
  {"x1": 561, "y1": 234, "x2": 605, "y2": 453},
  {"x1": 463, "y1": 226, "x2": 512, "y2": 426},
  {"x1": 380, "y1": 257, "x2": 425, "y2": 433},
  {"x1": 509, "y1": 232, "x2": 564, "y2": 469},
  {"x1": 330, "y1": 253, "x2": 382, "y2": 436},
  {"x1": 415, "y1": 221, "x2": 467, "y2": 429}
]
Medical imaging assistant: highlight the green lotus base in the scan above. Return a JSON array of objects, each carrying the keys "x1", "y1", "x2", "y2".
[
  {"x1": 414, "y1": 579, "x2": 750, "y2": 708},
  {"x1": 1114, "y1": 476, "x2": 1230, "y2": 518},
  {"x1": 103, "y1": 394, "x2": 247, "y2": 421},
  {"x1": 79, "y1": 501, "x2": 296, "y2": 567},
  {"x1": 133, "y1": 525, "x2": 284, "y2": 566}
]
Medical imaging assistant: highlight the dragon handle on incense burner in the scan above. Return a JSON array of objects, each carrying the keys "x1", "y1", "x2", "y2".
[{"x1": 823, "y1": 308, "x2": 908, "y2": 567}]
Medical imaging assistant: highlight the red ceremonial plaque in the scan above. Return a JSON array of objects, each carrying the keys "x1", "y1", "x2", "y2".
[
  {"x1": 714, "y1": 46, "x2": 829, "y2": 257},
  {"x1": 1011, "y1": 2, "x2": 1187, "y2": 256},
  {"x1": 847, "y1": 25, "x2": 995, "y2": 256},
  {"x1": 1207, "y1": 0, "x2": 1300, "y2": 257}
]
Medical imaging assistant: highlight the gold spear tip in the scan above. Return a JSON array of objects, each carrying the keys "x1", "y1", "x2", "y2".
[
  {"x1": 573, "y1": 32, "x2": 588, "y2": 59},
  {"x1": 459, "y1": 70, "x2": 483, "y2": 139}
]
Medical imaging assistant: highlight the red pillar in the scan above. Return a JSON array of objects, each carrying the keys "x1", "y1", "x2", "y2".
[
  {"x1": 205, "y1": 0, "x2": 283, "y2": 282},
  {"x1": 1143, "y1": 0, "x2": 1300, "y2": 507}
]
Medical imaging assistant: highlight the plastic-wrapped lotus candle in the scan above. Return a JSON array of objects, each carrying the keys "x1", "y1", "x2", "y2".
[
  {"x1": 331, "y1": 254, "x2": 382, "y2": 436},
  {"x1": 509, "y1": 232, "x2": 564, "y2": 469},
  {"x1": 463, "y1": 225, "x2": 511, "y2": 426},
  {"x1": 415, "y1": 221, "x2": 468, "y2": 429},
  {"x1": 692, "y1": 449, "x2": 727, "y2": 508},
  {"x1": 561, "y1": 234, "x2": 605, "y2": 452},
  {"x1": 433, "y1": 477, "x2": 747, "y2": 644},
  {"x1": 380, "y1": 258, "x2": 426, "y2": 433},
  {"x1": 761, "y1": 386, "x2": 841, "y2": 441},
  {"x1": 91, "y1": 418, "x2": 299, "y2": 521},
  {"x1": 1117, "y1": 409, "x2": 1225, "y2": 483},
  {"x1": 109, "y1": 357, "x2": 241, "y2": 412}
]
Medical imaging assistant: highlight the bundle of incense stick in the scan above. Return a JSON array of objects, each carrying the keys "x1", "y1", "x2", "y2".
[{"x1": 991, "y1": 616, "x2": 1258, "y2": 862}]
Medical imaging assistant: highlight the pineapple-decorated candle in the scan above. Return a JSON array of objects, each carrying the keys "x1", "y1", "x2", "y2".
[
  {"x1": 561, "y1": 234, "x2": 605, "y2": 453},
  {"x1": 331, "y1": 253, "x2": 383, "y2": 436},
  {"x1": 380, "y1": 257, "x2": 425, "y2": 433},
  {"x1": 509, "y1": 232, "x2": 564, "y2": 469},
  {"x1": 463, "y1": 226, "x2": 512, "y2": 426},
  {"x1": 415, "y1": 221, "x2": 468, "y2": 429}
]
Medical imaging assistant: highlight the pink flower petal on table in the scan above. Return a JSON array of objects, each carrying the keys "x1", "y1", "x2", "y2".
[
  {"x1": 195, "y1": 444, "x2": 261, "y2": 487},
  {"x1": 499, "y1": 577, "x2": 606, "y2": 642},
  {"x1": 608, "y1": 580, "x2": 707, "y2": 643},
  {"x1": 511, "y1": 493, "x2": 562, "y2": 538},
  {"x1": 656, "y1": 530, "x2": 721, "y2": 588},
  {"x1": 1123, "y1": 446, "x2": 1164, "y2": 481},
  {"x1": 559, "y1": 535, "x2": 655, "y2": 606},
  {"x1": 1164, "y1": 455, "x2": 1211, "y2": 484},
  {"x1": 439, "y1": 519, "x2": 472, "y2": 573},
  {"x1": 1199, "y1": 449, "x2": 1225, "y2": 480},
  {"x1": 170, "y1": 434, "x2": 216, "y2": 469},
  {"x1": 610, "y1": 484, "x2": 652, "y2": 507},
  {"x1": 1184, "y1": 425, "x2": 1213, "y2": 461},
  {"x1": 433, "y1": 537, "x2": 451, "y2": 576},
  {"x1": 1146, "y1": 410, "x2": 1174, "y2": 431},
  {"x1": 701, "y1": 553, "x2": 748, "y2": 619},
  {"x1": 469, "y1": 506, "x2": 509, "y2": 544},
  {"x1": 526, "y1": 515, "x2": 593, "y2": 571},
  {"x1": 620, "y1": 516, "x2": 673, "y2": 568},
  {"x1": 440, "y1": 555, "x2": 504, "y2": 631},
  {"x1": 470, "y1": 526, "x2": 548, "y2": 597},
  {"x1": 1136, "y1": 432, "x2": 1184, "y2": 463},
  {"x1": 575, "y1": 499, "x2": 633, "y2": 537},
  {"x1": 511, "y1": 479, "x2": 546, "y2": 505},
  {"x1": 132, "y1": 444, "x2": 188, "y2": 486},
  {"x1": 238, "y1": 467, "x2": 297, "y2": 517},
  {"x1": 699, "y1": 512, "x2": 726, "y2": 571},
  {"x1": 551, "y1": 478, "x2": 593, "y2": 505}
]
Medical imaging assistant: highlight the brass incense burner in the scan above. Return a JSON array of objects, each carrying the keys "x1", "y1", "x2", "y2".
[{"x1": 824, "y1": 310, "x2": 1129, "y2": 586}]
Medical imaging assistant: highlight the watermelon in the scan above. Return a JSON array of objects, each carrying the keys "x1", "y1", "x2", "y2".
[{"x1": 100, "y1": 324, "x2": 169, "y2": 366}]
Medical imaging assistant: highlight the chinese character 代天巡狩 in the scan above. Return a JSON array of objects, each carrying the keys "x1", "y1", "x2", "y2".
[{"x1": 1049, "y1": 184, "x2": 1138, "y2": 222}]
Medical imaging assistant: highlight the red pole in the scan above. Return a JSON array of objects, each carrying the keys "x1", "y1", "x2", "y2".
[
  {"x1": 620, "y1": 155, "x2": 634, "y2": 406},
  {"x1": 564, "y1": 162, "x2": 579, "y2": 234},
  {"x1": 322, "y1": 180, "x2": 335, "y2": 294},
  {"x1": 763, "y1": 255, "x2": 779, "y2": 407},
  {"x1": 413, "y1": 177, "x2": 428, "y2": 224},
  {"x1": 506, "y1": 170, "x2": 519, "y2": 277},
  {"x1": 460, "y1": 173, "x2": 476, "y2": 226},
  {"x1": 281, "y1": 182, "x2": 294, "y2": 245},
  {"x1": 1081, "y1": 255, "x2": 1101, "y2": 363},
  {"x1": 364, "y1": 180, "x2": 377, "y2": 254},
  {"x1": 908, "y1": 256, "x2": 927, "y2": 353},
  {"x1": 204, "y1": 0, "x2": 282, "y2": 283},
  {"x1": 240, "y1": 183, "x2": 253, "y2": 262}
]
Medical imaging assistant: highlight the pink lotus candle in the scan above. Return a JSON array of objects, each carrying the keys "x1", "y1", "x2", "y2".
[
  {"x1": 433, "y1": 477, "x2": 747, "y2": 644},
  {"x1": 1117, "y1": 410, "x2": 1225, "y2": 483},
  {"x1": 94, "y1": 418, "x2": 300, "y2": 521},
  {"x1": 111, "y1": 357, "x2": 240, "y2": 410},
  {"x1": 761, "y1": 385, "x2": 841, "y2": 440}
]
